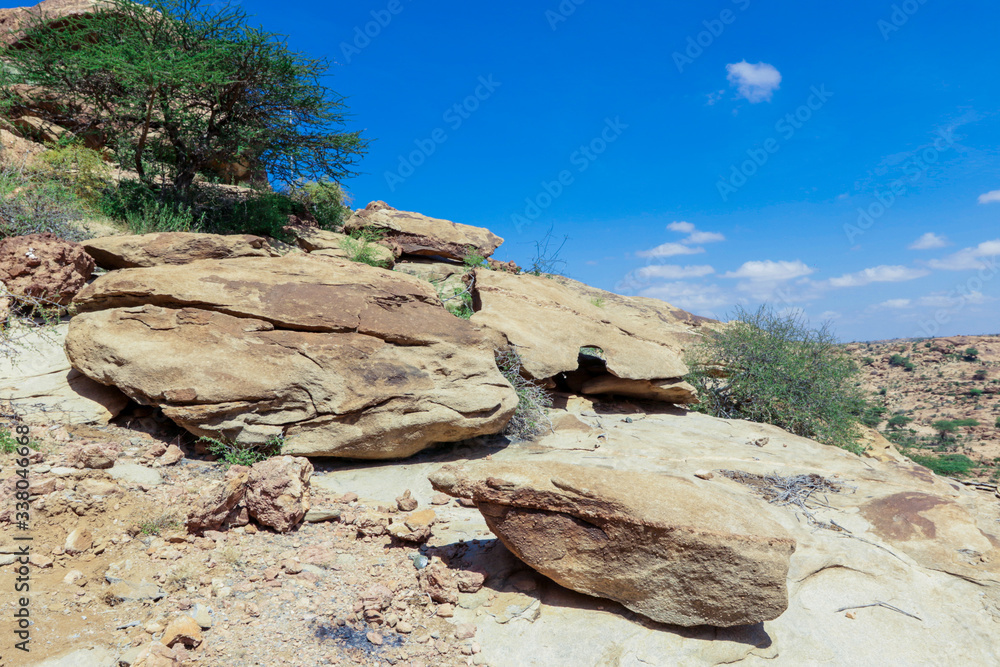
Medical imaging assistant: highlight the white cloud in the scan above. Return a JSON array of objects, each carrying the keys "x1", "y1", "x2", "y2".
[
  {"x1": 636, "y1": 264, "x2": 715, "y2": 280},
  {"x1": 685, "y1": 230, "x2": 726, "y2": 244},
  {"x1": 722, "y1": 260, "x2": 814, "y2": 282},
  {"x1": 908, "y1": 232, "x2": 948, "y2": 250},
  {"x1": 828, "y1": 265, "x2": 930, "y2": 288},
  {"x1": 666, "y1": 221, "x2": 695, "y2": 233},
  {"x1": 818, "y1": 310, "x2": 842, "y2": 321},
  {"x1": 726, "y1": 61, "x2": 782, "y2": 103},
  {"x1": 978, "y1": 190, "x2": 1000, "y2": 204},
  {"x1": 876, "y1": 298, "x2": 913, "y2": 309},
  {"x1": 639, "y1": 281, "x2": 731, "y2": 313},
  {"x1": 928, "y1": 239, "x2": 1000, "y2": 271},
  {"x1": 636, "y1": 243, "x2": 705, "y2": 259},
  {"x1": 916, "y1": 291, "x2": 994, "y2": 308}
]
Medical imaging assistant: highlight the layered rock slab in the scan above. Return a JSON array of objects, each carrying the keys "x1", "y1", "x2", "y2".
[
  {"x1": 82, "y1": 232, "x2": 277, "y2": 270},
  {"x1": 470, "y1": 270, "x2": 710, "y2": 402},
  {"x1": 344, "y1": 201, "x2": 503, "y2": 261},
  {"x1": 430, "y1": 460, "x2": 796, "y2": 627},
  {"x1": 66, "y1": 255, "x2": 517, "y2": 458}
]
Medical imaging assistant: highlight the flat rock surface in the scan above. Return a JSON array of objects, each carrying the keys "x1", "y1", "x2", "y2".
[
  {"x1": 309, "y1": 403, "x2": 1000, "y2": 666},
  {"x1": 0, "y1": 322, "x2": 128, "y2": 424},
  {"x1": 82, "y1": 232, "x2": 277, "y2": 270}
]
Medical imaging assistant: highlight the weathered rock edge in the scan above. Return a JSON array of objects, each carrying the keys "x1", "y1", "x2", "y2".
[{"x1": 430, "y1": 460, "x2": 796, "y2": 627}]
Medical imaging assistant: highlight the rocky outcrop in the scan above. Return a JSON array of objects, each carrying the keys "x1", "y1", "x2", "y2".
[
  {"x1": 470, "y1": 269, "x2": 708, "y2": 403},
  {"x1": 66, "y1": 254, "x2": 517, "y2": 458},
  {"x1": 344, "y1": 201, "x2": 503, "y2": 261},
  {"x1": 82, "y1": 232, "x2": 277, "y2": 270},
  {"x1": 0, "y1": 233, "x2": 94, "y2": 305},
  {"x1": 245, "y1": 456, "x2": 312, "y2": 533},
  {"x1": 0, "y1": 322, "x2": 128, "y2": 425},
  {"x1": 430, "y1": 460, "x2": 796, "y2": 627},
  {"x1": 185, "y1": 466, "x2": 250, "y2": 534}
]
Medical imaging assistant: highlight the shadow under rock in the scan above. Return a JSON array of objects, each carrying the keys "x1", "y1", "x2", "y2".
[
  {"x1": 431, "y1": 537, "x2": 773, "y2": 649},
  {"x1": 307, "y1": 432, "x2": 516, "y2": 476}
]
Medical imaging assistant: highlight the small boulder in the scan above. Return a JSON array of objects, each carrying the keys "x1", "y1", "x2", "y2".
[
  {"x1": 186, "y1": 466, "x2": 250, "y2": 533},
  {"x1": 245, "y1": 456, "x2": 313, "y2": 533},
  {"x1": 160, "y1": 615, "x2": 203, "y2": 648},
  {"x1": 64, "y1": 527, "x2": 93, "y2": 554},
  {"x1": 0, "y1": 233, "x2": 94, "y2": 305},
  {"x1": 67, "y1": 442, "x2": 121, "y2": 469}
]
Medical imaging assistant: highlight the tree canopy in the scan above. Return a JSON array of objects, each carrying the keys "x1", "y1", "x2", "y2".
[{"x1": 0, "y1": 0, "x2": 367, "y2": 194}]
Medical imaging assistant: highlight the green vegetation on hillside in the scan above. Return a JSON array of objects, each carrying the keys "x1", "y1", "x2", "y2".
[{"x1": 685, "y1": 305, "x2": 875, "y2": 455}]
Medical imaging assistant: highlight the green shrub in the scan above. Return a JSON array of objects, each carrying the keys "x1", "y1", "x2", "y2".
[
  {"x1": 291, "y1": 179, "x2": 352, "y2": 231},
  {"x1": 888, "y1": 354, "x2": 915, "y2": 371},
  {"x1": 684, "y1": 305, "x2": 873, "y2": 454},
  {"x1": 906, "y1": 453, "x2": 976, "y2": 477},
  {"x1": 963, "y1": 347, "x2": 979, "y2": 361},
  {"x1": 0, "y1": 163, "x2": 91, "y2": 240},
  {"x1": 861, "y1": 356, "x2": 875, "y2": 366},
  {"x1": 995, "y1": 416, "x2": 1000, "y2": 429},
  {"x1": 341, "y1": 228, "x2": 391, "y2": 268},
  {"x1": 436, "y1": 281, "x2": 473, "y2": 319},
  {"x1": 0, "y1": 426, "x2": 41, "y2": 454},
  {"x1": 38, "y1": 143, "x2": 110, "y2": 203},
  {"x1": 887, "y1": 414, "x2": 913, "y2": 430},
  {"x1": 970, "y1": 388, "x2": 985, "y2": 397},
  {"x1": 462, "y1": 246, "x2": 488, "y2": 269},
  {"x1": 199, "y1": 435, "x2": 283, "y2": 468},
  {"x1": 495, "y1": 349, "x2": 552, "y2": 440}
]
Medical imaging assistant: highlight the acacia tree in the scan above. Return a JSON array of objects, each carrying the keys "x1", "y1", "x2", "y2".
[{"x1": 0, "y1": 0, "x2": 367, "y2": 195}]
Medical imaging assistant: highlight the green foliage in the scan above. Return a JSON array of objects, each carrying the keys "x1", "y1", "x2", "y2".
[
  {"x1": 99, "y1": 179, "x2": 299, "y2": 238},
  {"x1": 970, "y1": 388, "x2": 985, "y2": 397},
  {"x1": 995, "y1": 416, "x2": 1000, "y2": 429},
  {"x1": 435, "y1": 281, "x2": 473, "y2": 319},
  {"x1": 932, "y1": 420, "x2": 959, "y2": 439},
  {"x1": 951, "y1": 418, "x2": 980, "y2": 427},
  {"x1": 973, "y1": 370, "x2": 988, "y2": 381},
  {"x1": 495, "y1": 349, "x2": 552, "y2": 440},
  {"x1": 579, "y1": 346, "x2": 606, "y2": 360},
  {"x1": 199, "y1": 435, "x2": 283, "y2": 468},
  {"x1": 340, "y1": 228, "x2": 391, "y2": 268},
  {"x1": 887, "y1": 414, "x2": 913, "y2": 430},
  {"x1": 1, "y1": 0, "x2": 368, "y2": 194},
  {"x1": 905, "y1": 453, "x2": 977, "y2": 478},
  {"x1": 685, "y1": 305, "x2": 873, "y2": 455},
  {"x1": 963, "y1": 347, "x2": 980, "y2": 361},
  {"x1": 0, "y1": 427, "x2": 40, "y2": 454},
  {"x1": 861, "y1": 356, "x2": 875, "y2": 366},
  {"x1": 38, "y1": 143, "x2": 109, "y2": 203},
  {"x1": 462, "y1": 246, "x2": 488, "y2": 269},
  {"x1": 590, "y1": 297, "x2": 606, "y2": 308},
  {"x1": 140, "y1": 515, "x2": 179, "y2": 536},
  {"x1": 0, "y1": 163, "x2": 90, "y2": 240},
  {"x1": 888, "y1": 354, "x2": 915, "y2": 371},
  {"x1": 291, "y1": 179, "x2": 352, "y2": 231},
  {"x1": 859, "y1": 405, "x2": 887, "y2": 428}
]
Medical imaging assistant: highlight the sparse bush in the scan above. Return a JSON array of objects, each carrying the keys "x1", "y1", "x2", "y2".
[
  {"x1": 906, "y1": 452, "x2": 977, "y2": 477},
  {"x1": 590, "y1": 297, "x2": 606, "y2": 308},
  {"x1": 462, "y1": 246, "x2": 487, "y2": 269},
  {"x1": 0, "y1": 163, "x2": 91, "y2": 240},
  {"x1": 963, "y1": 347, "x2": 979, "y2": 361},
  {"x1": 495, "y1": 349, "x2": 552, "y2": 440},
  {"x1": 685, "y1": 305, "x2": 873, "y2": 455},
  {"x1": 165, "y1": 562, "x2": 200, "y2": 591},
  {"x1": 341, "y1": 228, "x2": 391, "y2": 268},
  {"x1": 973, "y1": 370, "x2": 988, "y2": 381},
  {"x1": 888, "y1": 354, "x2": 915, "y2": 371},
  {"x1": 199, "y1": 435, "x2": 283, "y2": 468},
  {"x1": 139, "y1": 512, "x2": 180, "y2": 536},
  {"x1": 861, "y1": 356, "x2": 875, "y2": 366},
  {"x1": 579, "y1": 346, "x2": 606, "y2": 360},
  {"x1": 970, "y1": 388, "x2": 985, "y2": 398},
  {"x1": 887, "y1": 415, "x2": 913, "y2": 430},
  {"x1": 291, "y1": 178, "x2": 352, "y2": 231},
  {"x1": 436, "y1": 280, "x2": 474, "y2": 319},
  {"x1": 995, "y1": 416, "x2": 1000, "y2": 429},
  {"x1": 38, "y1": 143, "x2": 110, "y2": 203}
]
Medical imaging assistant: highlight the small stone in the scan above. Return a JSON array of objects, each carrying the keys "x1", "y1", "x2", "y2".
[
  {"x1": 28, "y1": 554, "x2": 53, "y2": 568},
  {"x1": 396, "y1": 621, "x2": 413, "y2": 634},
  {"x1": 430, "y1": 493, "x2": 450, "y2": 506},
  {"x1": 190, "y1": 604, "x2": 213, "y2": 629},
  {"x1": 145, "y1": 622, "x2": 164, "y2": 634},
  {"x1": 62, "y1": 570, "x2": 85, "y2": 585},
  {"x1": 436, "y1": 603, "x2": 454, "y2": 618},
  {"x1": 454, "y1": 623, "x2": 476, "y2": 640},
  {"x1": 405, "y1": 509, "x2": 436, "y2": 532},
  {"x1": 846, "y1": 611, "x2": 856, "y2": 619},
  {"x1": 160, "y1": 445, "x2": 185, "y2": 466},
  {"x1": 147, "y1": 443, "x2": 168, "y2": 457},
  {"x1": 694, "y1": 470, "x2": 714, "y2": 480},
  {"x1": 396, "y1": 489, "x2": 419, "y2": 512},
  {"x1": 367, "y1": 630, "x2": 383, "y2": 646},
  {"x1": 304, "y1": 508, "x2": 341, "y2": 523},
  {"x1": 339, "y1": 492, "x2": 359, "y2": 504},
  {"x1": 161, "y1": 615, "x2": 203, "y2": 648}
]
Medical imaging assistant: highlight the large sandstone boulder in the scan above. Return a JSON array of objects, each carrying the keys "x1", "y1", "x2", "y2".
[
  {"x1": 310, "y1": 406, "x2": 1000, "y2": 665},
  {"x1": 344, "y1": 201, "x2": 503, "y2": 261},
  {"x1": 0, "y1": 322, "x2": 127, "y2": 424},
  {"x1": 0, "y1": 233, "x2": 94, "y2": 305},
  {"x1": 82, "y1": 232, "x2": 277, "y2": 270},
  {"x1": 430, "y1": 460, "x2": 795, "y2": 627},
  {"x1": 470, "y1": 269, "x2": 710, "y2": 403},
  {"x1": 66, "y1": 254, "x2": 518, "y2": 458}
]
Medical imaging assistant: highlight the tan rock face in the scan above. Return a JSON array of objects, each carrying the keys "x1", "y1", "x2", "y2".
[
  {"x1": 430, "y1": 460, "x2": 796, "y2": 627},
  {"x1": 286, "y1": 227, "x2": 395, "y2": 268},
  {"x1": 82, "y1": 232, "x2": 277, "y2": 270},
  {"x1": 67, "y1": 255, "x2": 517, "y2": 458},
  {"x1": 344, "y1": 201, "x2": 503, "y2": 261},
  {"x1": 470, "y1": 270, "x2": 710, "y2": 402},
  {"x1": 0, "y1": 233, "x2": 95, "y2": 305},
  {"x1": 245, "y1": 456, "x2": 312, "y2": 533}
]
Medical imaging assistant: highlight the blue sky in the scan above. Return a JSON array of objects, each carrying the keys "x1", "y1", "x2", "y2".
[{"x1": 252, "y1": 1, "x2": 996, "y2": 340}]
